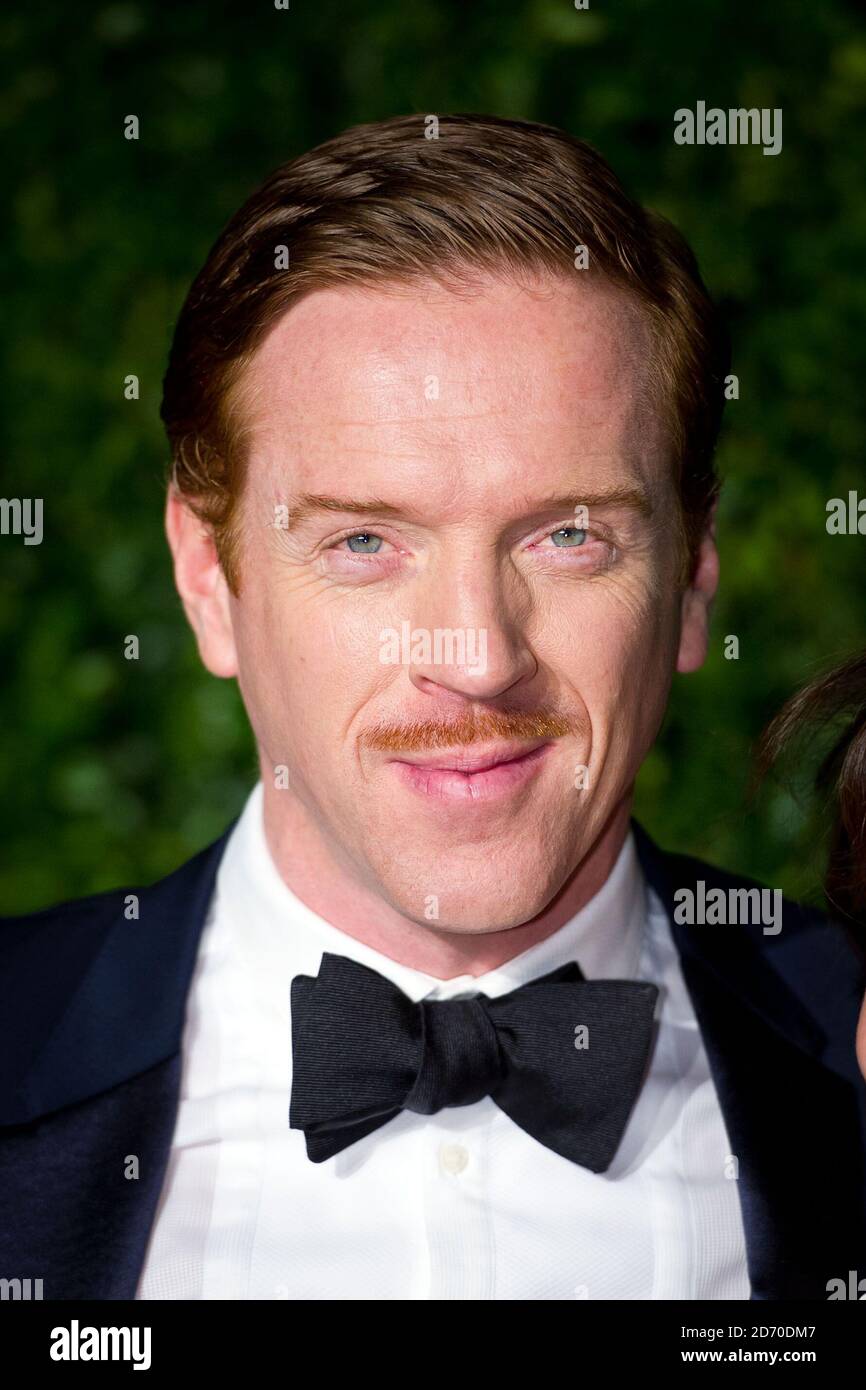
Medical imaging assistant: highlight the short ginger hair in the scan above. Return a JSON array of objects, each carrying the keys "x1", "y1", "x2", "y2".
[{"x1": 161, "y1": 112, "x2": 729, "y2": 594}]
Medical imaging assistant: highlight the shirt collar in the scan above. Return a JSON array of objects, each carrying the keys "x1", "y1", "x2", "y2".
[{"x1": 216, "y1": 781, "x2": 648, "y2": 1003}]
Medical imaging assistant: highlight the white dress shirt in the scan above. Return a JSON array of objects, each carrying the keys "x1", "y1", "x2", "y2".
[{"x1": 136, "y1": 782, "x2": 750, "y2": 1300}]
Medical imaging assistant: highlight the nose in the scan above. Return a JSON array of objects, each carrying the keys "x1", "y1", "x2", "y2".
[{"x1": 404, "y1": 560, "x2": 538, "y2": 704}]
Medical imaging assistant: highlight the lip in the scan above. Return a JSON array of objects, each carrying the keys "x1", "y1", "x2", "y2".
[{"x1": 389, "y1": 739, "x2": 552, "y2": 803}]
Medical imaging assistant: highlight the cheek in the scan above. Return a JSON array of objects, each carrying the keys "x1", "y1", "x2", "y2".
[
  {"x1": 544, "y1": 586, "x2": 679, "y2": 757},
  {"x1": 230, "y1": 610, "x2": 285, "y2": 753},
  {"x1": 229, "y1": 580, "x2": 308, "y2": 742},
  {"x1": 552, "y1": 582, "x2": 678, "y2": 690},
  {"x1": 231, "y1": 584, "x2": 392, "y2": 754}
]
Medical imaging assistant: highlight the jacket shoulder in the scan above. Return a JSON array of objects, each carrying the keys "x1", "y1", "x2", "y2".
[
  {"x1": 633, "y1": 821, "x2": 866, "y2": 1082},
  {"x1": 0, "y1": 827, "x2": 233, "y2": 1124}
]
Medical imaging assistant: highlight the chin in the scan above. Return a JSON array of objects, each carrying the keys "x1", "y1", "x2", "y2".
[{"x1": 383, "y1": 864, "x2": 556, "y2": 935}]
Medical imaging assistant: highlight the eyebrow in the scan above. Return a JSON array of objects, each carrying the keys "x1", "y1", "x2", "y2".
[{"x1": 281, "y1": 486, "x2": 654, "y2": 529}]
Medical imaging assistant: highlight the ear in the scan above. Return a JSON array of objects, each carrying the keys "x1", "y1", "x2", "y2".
[
  {"x1": 676, "y1": 500, "x2": 720, "y2": 675},
  {"x1": 165, "y1": 488, "x2": 238, "y2": 678},
  {"x1": 857, "y1": 993, "x2": 866, "y2": 1083}
]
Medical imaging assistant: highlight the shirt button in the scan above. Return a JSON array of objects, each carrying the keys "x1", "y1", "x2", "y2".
[{"x1": 439, "y1": 1142, "x2": 470, "y2": 1175}]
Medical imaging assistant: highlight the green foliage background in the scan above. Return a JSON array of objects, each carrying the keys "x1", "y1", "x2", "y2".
[{"x1": 2, "y1": 0, "x2": 865, "y2": 912}]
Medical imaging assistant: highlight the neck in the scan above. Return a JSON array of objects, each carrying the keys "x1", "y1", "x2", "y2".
[{"x1": 259, "y1": 774, "x2": 633, "y2": 980}]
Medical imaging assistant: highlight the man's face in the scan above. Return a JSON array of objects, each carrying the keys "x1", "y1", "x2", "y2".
[{"x1": 171, "y1": 271, "x2": 717, "y2": 932}]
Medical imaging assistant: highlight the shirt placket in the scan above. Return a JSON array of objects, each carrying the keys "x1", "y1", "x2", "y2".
[
  {"x1": 422, "y1": 1108, "x2": 497, "y2": 1299},
  {"x1": 200, "y1": 940, "x2": 266, "y2": 1300}
]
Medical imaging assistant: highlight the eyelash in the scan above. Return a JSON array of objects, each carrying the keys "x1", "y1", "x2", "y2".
[{"x1": 326, "y1": 523, "x2": 612, "y2": 560}]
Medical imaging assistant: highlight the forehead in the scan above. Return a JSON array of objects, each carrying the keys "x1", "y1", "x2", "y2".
[{"x1": 238, "y1": 271, "x2": 668, "y2": 508}]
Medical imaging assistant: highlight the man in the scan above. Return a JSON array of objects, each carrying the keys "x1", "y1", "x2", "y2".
[{"x1": 2, "y1": 114, "x2": 864, "y2": 1301}]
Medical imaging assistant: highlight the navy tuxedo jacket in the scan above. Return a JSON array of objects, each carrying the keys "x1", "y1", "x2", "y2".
[{"x1": 1, "y1": 819, "x2": 865, "y2": 1301}]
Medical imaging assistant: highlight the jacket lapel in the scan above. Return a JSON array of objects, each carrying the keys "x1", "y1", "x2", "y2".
[
  {"x1": 0, "y1": 825, "x2": 234, "y2": 1299},
  {"x1": 632, "y1": 820, "x2": 866, "y2": 1300},
  {"x1": 0, "y1": 1055, "x2": 184, "y2": 1298}
]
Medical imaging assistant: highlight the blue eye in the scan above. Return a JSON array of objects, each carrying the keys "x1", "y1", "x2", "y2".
[
  {"x1": 550, "y1": 527, "x2": 587, "y2": 548},
  {"x1": 345, "y1": 533, "x2": 383, "y2": 553}
]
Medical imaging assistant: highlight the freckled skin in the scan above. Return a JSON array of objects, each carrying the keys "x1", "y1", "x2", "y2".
[{"x1": 166, "y1": 272, "x2": 718, "y2": 977}]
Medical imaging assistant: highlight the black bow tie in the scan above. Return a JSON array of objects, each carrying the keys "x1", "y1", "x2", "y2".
[{"x1": 289, "y1": 952, "x2": 659, "y2": 1170}]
